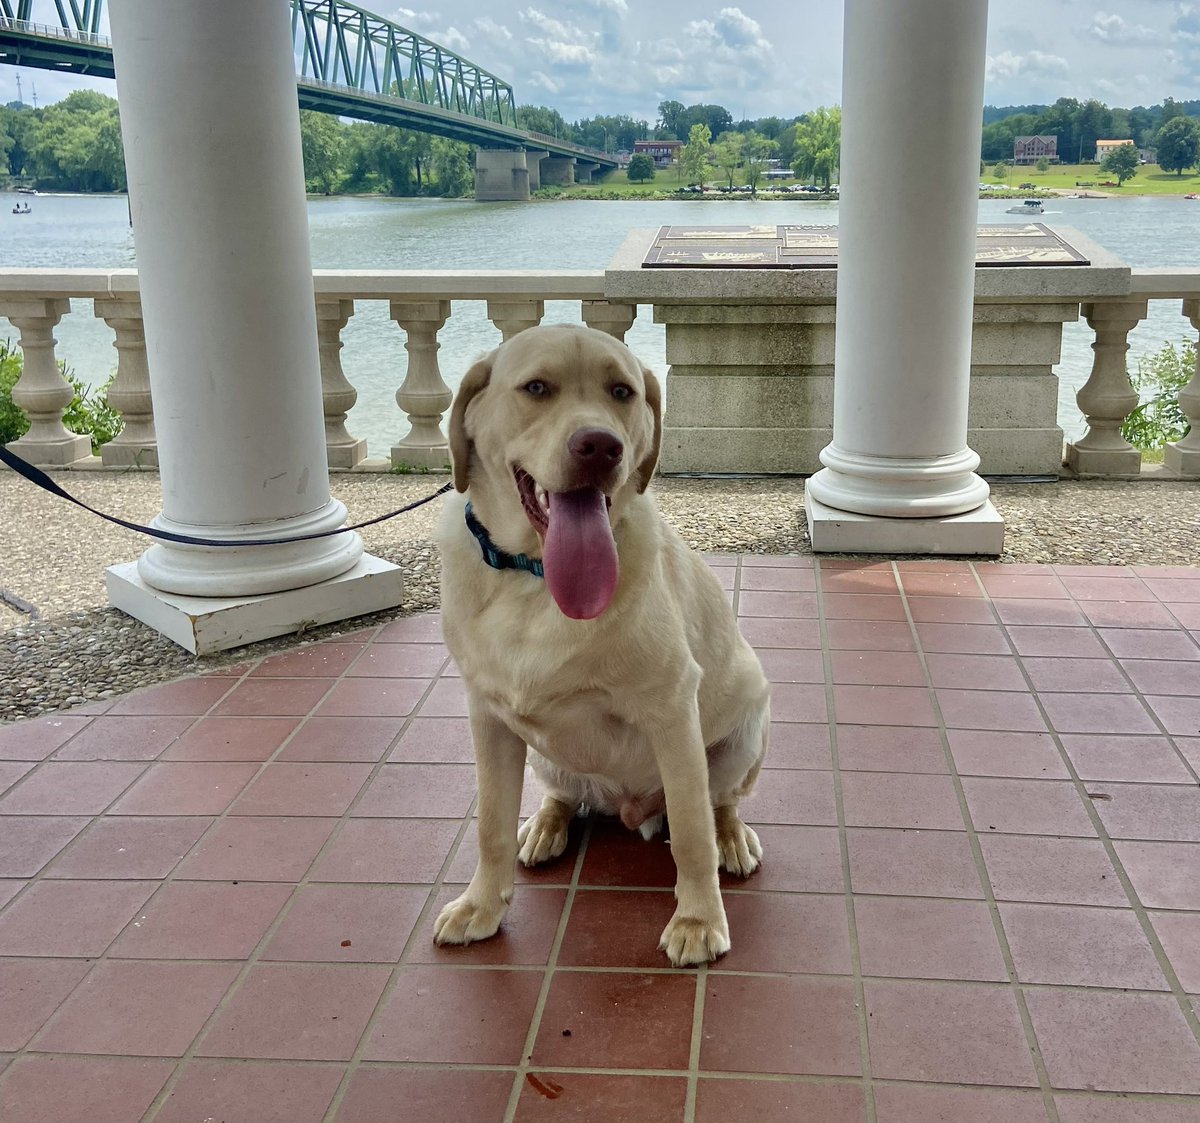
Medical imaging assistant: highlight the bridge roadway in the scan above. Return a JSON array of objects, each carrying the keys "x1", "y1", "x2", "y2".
[{"x1": 0, "y1": 0, "x2": 616, "y2": 199}]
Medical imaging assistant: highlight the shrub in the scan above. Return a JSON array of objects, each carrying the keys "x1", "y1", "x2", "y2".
[
  {"x1": 1120, "y1": 339, "x2": 1194, "y2": 450},
  {"x1": 0, "y1": 339, "x2": 122, "y2": 453}
]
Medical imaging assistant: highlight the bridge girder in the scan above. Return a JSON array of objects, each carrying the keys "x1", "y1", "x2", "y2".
[{"x1": 0, "y1": 0, "x2": 617, "y2": 168}]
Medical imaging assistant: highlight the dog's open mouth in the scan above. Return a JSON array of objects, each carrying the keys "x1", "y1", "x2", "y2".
[{"x1": 514, "y1": 467, "x2": 618, "y2": 621}]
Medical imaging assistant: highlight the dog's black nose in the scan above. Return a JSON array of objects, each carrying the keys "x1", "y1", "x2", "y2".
[{"x1": 568, "y1": 427, "x2": 624, "y2": 469}]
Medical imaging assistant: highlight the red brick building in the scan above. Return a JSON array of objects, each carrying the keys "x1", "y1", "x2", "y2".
[{"x1": 633, "y1": 140, "x2": 683, "y2": 167}]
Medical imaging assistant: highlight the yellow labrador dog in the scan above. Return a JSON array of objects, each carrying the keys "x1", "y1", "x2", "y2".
[{"x1": 433, "y1": 324, "x2": 770, "y2": 966}]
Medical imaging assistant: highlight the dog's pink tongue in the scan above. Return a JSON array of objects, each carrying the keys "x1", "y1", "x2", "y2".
[{"x1": 543, "y1": 488, "x2": 618, "y2": 620}]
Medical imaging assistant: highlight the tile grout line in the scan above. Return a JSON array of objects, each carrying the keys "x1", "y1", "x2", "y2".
[
  {"x1": 814, "y1": 557, "x2": 877, "y2": 1123},
  {"x1": 134, "y1": 645, "x2": 452, "y2": 1122},
  {"x1": 905, "y1": 563, "x2": 1062, "y2": 1122},
  {"x1": 315, "y1": 795, "x2": 482, "y2": 1122},
  {"x1": 983, "y1": 571, "x2": 1200, "y2": 1055},
  {"x1": 0, "y1": 663, "x2": 259, "y2": 918},
  {"x1": 501, "y1": 815, "x2": 595, "y2": 1123}
]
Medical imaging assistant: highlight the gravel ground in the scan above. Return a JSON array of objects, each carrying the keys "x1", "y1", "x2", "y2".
[{"x1": 2, "y1": 470, "x2": 1197, "y2": 723}]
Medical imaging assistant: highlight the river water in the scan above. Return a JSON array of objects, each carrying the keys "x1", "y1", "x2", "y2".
[{"x1": 2, "y1": 191, "x2": 1197, "y2": 456}]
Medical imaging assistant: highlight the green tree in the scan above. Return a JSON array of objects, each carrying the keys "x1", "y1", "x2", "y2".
[
  {"x1": 299, "y1": 110, "x2": 344, "y2": 194},
  {"x1": 26, "y1": 90, "x2": 126, "y2": 192},
  {"x1": 679, "y1": 104, "x2": 733, "y2": 142},
  {"x1": 1101, "y1": 141, "x2": 1139, "y2": 185},
  {"x1": 991, "y1": 159, "x2": 1009, "y2": 180},
  {"x1": 656, "y1": 99, "x2": 685, "y2": 140},
  {"x1": 712, "y1": 131, "x2": 744, "y2": 188},
  {"x1": 1155, "y1": 115, "x2": 1200, "y2": 175},
  {"x1": 742, "y1": 131, "x2": 778, "y2": 193},
  {"x1": 430, "y1": 137, "x2": 473, "y2": 196},
  {"x1": 1035, "y1": 156, "x2": 1050, "y2": 173},
  {"x1": 517, "y1": 104, "x2": 571, "y2": 140},
  {"x1": 680, "y1": 123, "x2": 712, "y2": 186},
  {"x1": 791, "y1": 106, "x2": 840, "y2": 191},
  {"x1": 627, "y1": 152, "x2": 655, "y2": 183}
]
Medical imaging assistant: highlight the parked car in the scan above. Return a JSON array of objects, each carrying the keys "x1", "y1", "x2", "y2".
[{"x1": 1018, "y1": 182, "x2": 1036, "y2": 190}]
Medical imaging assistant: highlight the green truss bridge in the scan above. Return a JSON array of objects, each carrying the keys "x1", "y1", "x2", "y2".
[{"x1": 0, "y1": 0, "x2": 616, "y2": 198}]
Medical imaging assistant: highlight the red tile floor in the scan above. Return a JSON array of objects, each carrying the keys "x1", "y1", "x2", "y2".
[{"x1": 1, "y1": 557, "x2": 1200, "y2": 1122}]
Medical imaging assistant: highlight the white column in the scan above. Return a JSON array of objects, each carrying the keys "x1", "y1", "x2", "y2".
[
  {"x1": 805, "y1": 0, "x2": 1004, "y2": 555},
  {"x1": 104, "y1": 0, "x2": 401, "y2": 653}
]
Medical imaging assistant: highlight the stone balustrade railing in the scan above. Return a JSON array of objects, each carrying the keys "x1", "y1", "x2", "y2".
[{"x1": 0, "y1": 265, "x2": 1197, "y2": 480}]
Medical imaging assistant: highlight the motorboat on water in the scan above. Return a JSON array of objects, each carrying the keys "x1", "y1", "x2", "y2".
[{"x1": 1006, "y1": 198, "x2": 1044, "y2": 215}]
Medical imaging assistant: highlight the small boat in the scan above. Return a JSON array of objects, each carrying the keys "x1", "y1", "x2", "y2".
[
  {"x1": 1185, "y1": 193, "x2": 1199, "y2": 200},
  {"x1": 11, "y1": 204, "x2": 32, "y2": 214},
  {"x1": 15, "y1": 186, "x2": 36, "y2": 195},
  {"x1": 1006, "y1": 198, "x2": 1044, "y2": 215}
]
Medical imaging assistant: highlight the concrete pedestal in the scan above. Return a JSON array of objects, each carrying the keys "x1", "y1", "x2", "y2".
[{"x1": 474, "y1": 149, "x2": 530, "y2": 201}]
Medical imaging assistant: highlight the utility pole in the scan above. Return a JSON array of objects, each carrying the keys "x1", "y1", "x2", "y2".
[{"x1": 15, "y1": 73, "x2": 22, "y2": 106}]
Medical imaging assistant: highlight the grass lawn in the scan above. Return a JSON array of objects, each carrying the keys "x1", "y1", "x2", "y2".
[
  {"x1": 551, "y1": 163, "x2": 1200, "y2": 199},
  {"x1": 986, "y1": 162, "x2": 1200, "y2": 196}
]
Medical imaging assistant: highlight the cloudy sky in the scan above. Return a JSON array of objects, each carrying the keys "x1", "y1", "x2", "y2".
[{"x1": 5, "y1": 1, "x2": 1200, "y2": 123}]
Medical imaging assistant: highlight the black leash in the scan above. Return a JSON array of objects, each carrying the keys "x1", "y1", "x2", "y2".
[{"x1": 0, "y1": 444, "x2": 452, "y2": 547}]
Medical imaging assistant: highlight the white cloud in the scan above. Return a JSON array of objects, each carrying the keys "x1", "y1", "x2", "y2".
[
  {"x1": 473, "y1": 16, "x2": 513, "y2": 43},
  {"x1": 438, "y1": 26, "x2": 471, "y2": 52},
  {"x1": 1086, "y1": 12, "x2": 1158, "y2": 44},
  {"x1": 391, "y1": 7, "x2": 441, "y2": 30},
  {"x1": 986, "y1": 49, "x2": 1070, "y2": 82}
]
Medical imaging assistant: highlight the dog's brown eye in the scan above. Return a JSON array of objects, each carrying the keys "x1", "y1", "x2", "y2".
[
  {"x1": 611, "y1": 384, "x2": 635, "y2": 402},
  {"x1": 523, "y1": 381, "x2": 549, "y2": 397}
]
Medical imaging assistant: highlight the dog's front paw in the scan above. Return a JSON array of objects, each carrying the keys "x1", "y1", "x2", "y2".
[
  {"x1": 433, "y1": 893, "x2": 508, "y2": 946},
  {"x1": 517, "y1": 803, "x2": 572, "y2": 867},
  {"x1": 659, "y1": 910, "x2": 731, "y2": 967},
  {"x1": 717, "y1": 814, "x2": 762, "y2": 878}
]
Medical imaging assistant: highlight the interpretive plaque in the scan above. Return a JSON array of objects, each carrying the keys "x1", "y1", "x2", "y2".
[{"x1": 641, "y1": 223, "x2": 1090, "y2": 268}]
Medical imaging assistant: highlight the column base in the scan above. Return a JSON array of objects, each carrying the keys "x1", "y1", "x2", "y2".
[
  {"x1": 1064, "y1": 443, "x2": 1141, "y2": 477},
  {"x1": 805, "y1": 493, "x2": 1005, "y2": 556},
  {"x1": 390, "y1": 443, "x2": 450, "y2": 470},
  {"x1": 101, "y1": 443, "x2": 159, "y2": 469},
  {"x1": 1163, "y1": 443, "x2": 1200, "y2": 478},
  {"x1": 327, "y1": 437, "x2": 369, "y2": 470},
  {"x1": 106, "y1": 553, "x2": 404, "y2": 655},
  {"x1": 6, "y1": 434, "x2": 93, "y2": 467}
]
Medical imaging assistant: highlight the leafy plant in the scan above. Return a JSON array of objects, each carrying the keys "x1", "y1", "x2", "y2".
[
  {"x1": 1120, "y1": 339, "x2": 1195, "y2": 450},
  {"x1": 0, "y1": 339, "x2": 122, "y2": 453},
  {"x1": 0, "y1": 339, "x2": 28, "y2": 444}
]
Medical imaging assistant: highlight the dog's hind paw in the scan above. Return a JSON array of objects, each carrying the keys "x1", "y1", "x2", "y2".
[
  {"x1": 716, "y1": 812, "x2": 762, "y2": 878},
  {"x1": 659, "y1": 912, "x2": 731, "y2": 966},
  {"x1": 433, "y1": 893, "x2": 507, "y2": 946},
  {"x1": 517, "y1": 802, "x2": 572, "y2": 866}
]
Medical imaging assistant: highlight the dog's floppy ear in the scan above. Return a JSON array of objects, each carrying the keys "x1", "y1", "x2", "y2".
[
  {"x1": 634, "y1": 365, "x2": 662, "y2": 494},
  {"x1": 449, "y1": 354, "x2": 493, "y2": 493}
]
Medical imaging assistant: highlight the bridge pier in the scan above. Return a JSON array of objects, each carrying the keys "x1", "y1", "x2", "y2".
[
  {"x1": 474, "y1": 149, "x2": 530, "y2": 201},
  {"x1": 524, "y1": 149, "x2": 549, "y2": 192},
  {"x1": 540, "y1": 156, "x2": 575, "y2": 187},
  {"x1": 574, "y1": 161, "x2": 601, "y2": 184}
]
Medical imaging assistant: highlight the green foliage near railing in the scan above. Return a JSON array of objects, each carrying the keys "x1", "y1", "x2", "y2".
[
  {"x1": 1121, "y1": 339, "x2": 1195, "y2": 450},
  {"x1": 0, "y1": 339, "x2": 26, "y2": 445},
  {"x1": 0, "y1": 339, "x2": 122, "y2": 453}
]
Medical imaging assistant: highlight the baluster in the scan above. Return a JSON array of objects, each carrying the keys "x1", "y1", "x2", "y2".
[
  {"x1": 0, "y1": 297, "x2": 92, "y2": 466},
  {"x1": 93, "y1": 294, "x2": 157, "y2": 468},
  {"x1": 486, "y1": 298, "x2": 544, "y2": 342},
  {"x1": 389, "y1": 299, "x2": 452, "y2": 470},
  {"x1": 316, "y1": 297, "x2": 368, "y2": 469},
  {"x1": 1164, "y1": 297, "x2": 1200, "y2": 477},
  {"x1": 581, "y1": 299, "x2": 637, "y2": 341},
  {"x1": 1065, "y1": 300, "x2": 1148, "y2": 476}
]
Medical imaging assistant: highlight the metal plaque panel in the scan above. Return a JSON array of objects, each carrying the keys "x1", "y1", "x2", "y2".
[{"x1": 641, "y1": 224, "x2": 1090, "y2": 268}]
